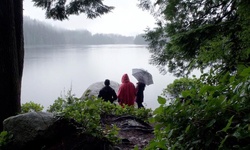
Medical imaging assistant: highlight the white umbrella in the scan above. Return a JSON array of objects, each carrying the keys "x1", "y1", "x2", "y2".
[
  {"x1": 132, "y1": 68, "x2": 153, "y2": 85},
  {"x1": 81, "y1": 80, "x2": 120, "y2": 99}
]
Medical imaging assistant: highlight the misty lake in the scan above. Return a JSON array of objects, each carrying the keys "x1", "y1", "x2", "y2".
[{"x1": 22, "y1": 44, "x2": 179, "y2": 110}]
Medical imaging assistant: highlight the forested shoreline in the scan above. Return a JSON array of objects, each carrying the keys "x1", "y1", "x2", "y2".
[
  {"x1": 23, "y1": 16, "x2": 148, "y2": 45},
  {"x1": 2, "y1": 0, "x2": 250, "y2": 149}
]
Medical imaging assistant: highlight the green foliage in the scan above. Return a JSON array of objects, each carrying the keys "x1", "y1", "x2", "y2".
[
  {"x1": 133, "y1": 145, "x2": 139, "y2": 150},
  {"x1": 21, "y1": 101, "x2": 44, "y2": 113},
  {"x1": 0, "y1": 131, "x2": 13, "y2": 148},
  {"x1": 32, "y1": 0, "x2": 114, "y2": 20},
  {"x1": 47, "y1": 89, "x2": 78, "y2": 113},
  {"x1": 103, "y1": 124, "x2": 120, "y2": 144},
  {"x1": 162, "y1": 77, "x2": 201, "y2": 102},
  {"x1": 47, "y1": 92, "x2": 153, "y2": 144},
  {"x1": 138, "y1": 1, "x2": 250, "y2": 149},
  {"x1": 140, "y1": 0, "x2": 250, "y2": 76},
  {"x1": 47, "y1": 97, "x2": 66, "y2": 113},
  {"x1": 146, "y1": 67, "x2": 250, "y2": 149}
]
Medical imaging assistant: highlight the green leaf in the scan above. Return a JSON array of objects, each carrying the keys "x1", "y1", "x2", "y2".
[
  {"x1": 185, "y1": 125, "x2": 190, "y2": 133},
  {"x1": 219, "y1": 135, "x2": 229, "y2": 149},
  {"x1": 222, "y1": 116, "x2": 234, "y2": 132},
  {"x1": 157, "y1": 96, "x2": 166, "y2": 105},
  {"x1": 0, "y1": 131, "x2": 8, "y2": 137},
  {"x1": 229, "y1": 75, "x2": 235, "y2": 83},
  {"x1": 133, "y1": 145, "x2": 139, "y2": 150},
  {"x1": 240, "y1": 67, "x2": 250, "y2": 77},
  {"x1": 181, "y1": 90, "x2": 191, "y2": 97},
  {"x1": 148, "y1": 117, "x2": 155, "y2": 124},
  {"x1": 232, "y1": 130, "x2": 241, "y2": 139},
  {"x1": 206, "y1": 119, "x2": 216, "y2": 128},
  {"x1": 168, "y1": 129, "x2": 173, "y2": 138}
]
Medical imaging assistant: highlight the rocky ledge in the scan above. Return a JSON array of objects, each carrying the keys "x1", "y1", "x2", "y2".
[{"x1": 2, "y1": 112, "x2": 154, "y2": 150}]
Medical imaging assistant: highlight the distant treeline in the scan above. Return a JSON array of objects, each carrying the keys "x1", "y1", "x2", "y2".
[{"x1": 23, "y1": 16, "x2": 148, "y2": 45}]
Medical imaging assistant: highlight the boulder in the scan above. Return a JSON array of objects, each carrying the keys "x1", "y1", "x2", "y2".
[
  {"x1": 3, "y1": 112, "x2": 57, "y2": 149},
  {"x1": 2, "y1": 112, "x2": 113, "y2": 150},
  {"x1": 81, "y1": 80, "x2": 120, "y2": 100}
]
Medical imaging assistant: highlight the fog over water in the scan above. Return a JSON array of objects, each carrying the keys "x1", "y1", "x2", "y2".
[
  {"x1": 23, "y1": 0, "x2": 156, "y2": 36},
  {"x1": 22, "y1": 44, "x2": 201, "y2": 110}
]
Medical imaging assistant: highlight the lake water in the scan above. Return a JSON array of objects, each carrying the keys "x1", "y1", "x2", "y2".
[{"x1": 21, "y1": 44, "x2": 178, "y2": 110}]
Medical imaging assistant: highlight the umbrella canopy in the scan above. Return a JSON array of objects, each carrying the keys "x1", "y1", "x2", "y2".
[
  {"x1": 132, "y1": 68, "x2": 153, "y2": 85},
  {"x1": 81, "y1": 80, "x2": 120, "y2": 100}
]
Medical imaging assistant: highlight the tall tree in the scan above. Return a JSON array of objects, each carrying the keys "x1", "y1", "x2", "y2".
[
  {"x1": 139, "y1": 0, "x2": 250, "y2": 77},
  {"x1": 0, "y1": 0, "x2": 113, "y2": 131},
  {"x1": 0, "y1": 0, "x2": 24, "y2": 131}
]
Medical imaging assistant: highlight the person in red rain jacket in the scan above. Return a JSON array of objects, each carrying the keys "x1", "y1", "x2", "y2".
[{"x1": 117, "y1": 74, "x2": 136, "y2": 106}]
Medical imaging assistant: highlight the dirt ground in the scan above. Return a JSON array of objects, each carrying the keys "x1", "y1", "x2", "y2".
[{"x1": 101, "y1": 115, "x2": 155, "y2": 150}]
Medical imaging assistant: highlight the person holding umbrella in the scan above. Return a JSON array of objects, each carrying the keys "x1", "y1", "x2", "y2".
[
  {"x1": 132, "y1": 68, "x2": 153, "y2": 86},
  {"x1": 135, "y1": 82, "x2": 146, "y2": 108},
  {"x1": 132, "y1": 68, "x2": 154, "y2": 108},
  {"x1": 117, "y1": 74, "x2": 136, "y2": 107}
]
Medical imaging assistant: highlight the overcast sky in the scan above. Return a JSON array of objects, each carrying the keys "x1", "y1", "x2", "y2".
[{"x1": 23, "y1": 0, "x2": 156, "y2": 36}]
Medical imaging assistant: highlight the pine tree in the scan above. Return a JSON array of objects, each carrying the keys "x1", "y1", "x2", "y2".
[{"x1": 139, "y1": 0, "x2": 250, "y2": 76}]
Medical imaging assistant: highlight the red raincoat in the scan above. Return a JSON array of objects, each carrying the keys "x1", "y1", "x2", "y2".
[{"x1": 117, "y1": 74, "x2": 136, "y2": 106}]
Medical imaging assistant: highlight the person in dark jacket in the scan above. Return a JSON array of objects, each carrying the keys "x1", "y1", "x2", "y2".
[
  {"x1": 135, "y1": 82, "x2": 146, "y2": 108},
  {"x1": 98, "y1": 79, "x2": 117, "y2": 103}
]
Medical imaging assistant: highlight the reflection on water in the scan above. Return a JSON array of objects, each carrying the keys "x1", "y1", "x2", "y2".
[{"x1": 22, "y1": 44, "x2": 178, "y2": 110}]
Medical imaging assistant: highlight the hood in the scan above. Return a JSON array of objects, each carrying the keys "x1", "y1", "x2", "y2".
[{"x1": 121, "y1": 74, "x2": 130, "y2": 83}]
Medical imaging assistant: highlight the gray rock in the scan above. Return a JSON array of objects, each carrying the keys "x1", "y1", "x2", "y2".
[
  {"x1": 81, "y1": 80, "x2": 120, "y2": 100},
  {"x1": 2, "y1": 112, "x2": 114, "y2": 150},
  {"x1": 3, "y1": 112, "x2": 56, "y2": 149}
]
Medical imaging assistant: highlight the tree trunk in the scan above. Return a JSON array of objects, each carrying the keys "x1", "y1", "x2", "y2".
[{"x1": 0, "y1": 0, "x2": 23, "y2": 131}]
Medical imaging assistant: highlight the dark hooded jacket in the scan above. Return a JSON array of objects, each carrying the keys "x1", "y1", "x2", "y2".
[{"x1": 135, "y1": 82, "x2": 146, "y2": 103}]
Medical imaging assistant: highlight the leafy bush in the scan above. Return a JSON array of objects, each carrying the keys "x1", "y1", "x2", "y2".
[
  {"x1": 162, "y1": 77, "x2": 195, "y2": 97},
  {"x1": 0, "y1": 131, "x2": 12, "y2": 149},
  {"x1": 21, "y1": 101, "x2": 44, "y2": 113},
  {"x1": 146, "y1": 67, "x2": 250, "y2": 149},
  {"x1": 47, "y1": 92, "x2": 153, "y2": 144},
  {"x1": 162, "y1": 77, "x2": 201, "y2": 103},
  {"x1": 46, "y1": 97, "x2": 67, "y2": 113}
]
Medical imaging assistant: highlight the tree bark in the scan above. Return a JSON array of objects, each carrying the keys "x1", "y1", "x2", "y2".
[{"x1": 0, "y1": 0, "x2": 23, "y2": 131}]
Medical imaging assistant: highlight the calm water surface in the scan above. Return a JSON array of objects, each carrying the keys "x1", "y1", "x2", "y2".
[{"x1": 22, "y1": 44, "x2": 178, "y2": 110}]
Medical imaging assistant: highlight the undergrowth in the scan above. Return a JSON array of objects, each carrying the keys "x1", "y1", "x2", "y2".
[{"x1": 47, "y1": 92, "x2": 153, "y2": 145}]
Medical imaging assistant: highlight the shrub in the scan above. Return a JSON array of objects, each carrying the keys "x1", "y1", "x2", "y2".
[
  {"x1": 0, "y1": 131, "x2": 12, "y2": 149},
  {"x1": 47, "y1": 92, "x2": 153, "y2": 144},
  {"x1": 146, "y1": 67, "x2": 250, "y2": 149},
  {"x1": 21, "y1": 101, "x2": 44, "y2": 113}
]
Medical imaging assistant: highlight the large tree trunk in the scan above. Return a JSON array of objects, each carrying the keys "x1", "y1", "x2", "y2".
[{"x1": 0, "y1": 0, "x2": 24, "y2": 131}]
